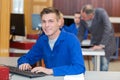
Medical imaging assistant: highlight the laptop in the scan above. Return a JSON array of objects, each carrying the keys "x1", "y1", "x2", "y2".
[{"x1": 81, "y1": 45, "x2": 93, "y2": 48}]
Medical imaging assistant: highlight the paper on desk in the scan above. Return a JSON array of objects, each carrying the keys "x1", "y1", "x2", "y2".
[{"x1": 64, "y1": 73, "x2": 84, "y2": 80}]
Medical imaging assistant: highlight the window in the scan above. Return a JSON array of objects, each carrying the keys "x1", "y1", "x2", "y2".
[{"x1": 12, "y1": 0, "x2": 24, "y2": 13}]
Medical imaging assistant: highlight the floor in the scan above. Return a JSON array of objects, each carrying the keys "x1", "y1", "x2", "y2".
[{"x1": 85, "y1": 56, "x2": 120, "y2": 71}]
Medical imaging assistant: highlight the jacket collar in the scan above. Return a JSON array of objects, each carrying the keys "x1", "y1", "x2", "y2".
[{"x1": 42, "y1": 30, "x2": 66, "y2": 46}]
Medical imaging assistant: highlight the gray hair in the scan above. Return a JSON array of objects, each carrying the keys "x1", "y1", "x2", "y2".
[{"x1": 81, "y1": 4, "x2": 95, "y2": 15}]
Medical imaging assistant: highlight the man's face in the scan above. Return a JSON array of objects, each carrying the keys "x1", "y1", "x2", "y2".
[
  {"x1": 41, "y1": 13, "x2": 61, "y2": 38},
  {"x1": 74, "y1": 13, "x2": 81, "y2": 25},
  {"x1": 81, "y1": 11, "x2": 93, "y2": 21}
]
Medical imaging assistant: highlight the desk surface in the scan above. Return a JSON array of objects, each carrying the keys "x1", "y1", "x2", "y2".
[
  {"x1": 85, "y1": 71, "x2": 120, "y2": 80},
  {"x1": 10, "y1": 48, "x2": 105, "y2": 56},
  {"x1": 1, "y1": 57, "x2": 119, "y2": 80},
  {"x1": 82, "y1": 48, "x2": 105, "y2": 56},
  {"x1": 0, "y1": 57, "x2": 18, "y2": 67},
  {"x1": 81, "y1": 39, "x2": 105, "y2": 56},
  {"x1": 10, "y1": 71, "x2": 120, "y2": 80},
  {"x1": 10, "y1": 39, "x2": 105, "y2": 56},
  {"x1": 10, "y1": 48, "x2": 29, "y2": 53},
  {"x1": 81, "y1": 39, "x2": 91, "y2": 46}
]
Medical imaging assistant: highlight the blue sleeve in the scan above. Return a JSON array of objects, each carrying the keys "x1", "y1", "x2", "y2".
[
  {"x1": 83, "y1": 29, "x2": 88, "y2": 39},
  {"x1": 17, "y1": 37, "x2": 43, "y2": 66},
  {"x1": 53, "y1": 36, "x2": 85, "y2": 76},
  {"x1": 69, "y1": 23, "x2": 78, "y2": 35},
  {"x1": 65, "y1": 23, "x2": 78, "y2": 36}
]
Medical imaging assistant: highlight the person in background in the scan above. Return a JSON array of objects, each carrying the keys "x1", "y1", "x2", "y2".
[
  {"x1": 59, "y1": 12, "x2": 65, "y2": 28},
  {"x1": 80, "y1": 4, "x2": 116, "y2": 71},
  {"x1": 69, "y1": 12, "x2": 88, "y2": 39},
  {"x1": 59, "y1": 12, "x2": 69, "y2": 30},
  {"x1": 69, "y1": 12, "x2": 81, "y2": 35},
  {"x1": 17, "y1": 7, "x2": 85, "y2": 76}
]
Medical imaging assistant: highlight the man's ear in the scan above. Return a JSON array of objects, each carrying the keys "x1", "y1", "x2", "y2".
[
  {"x1": 89, "y1": 13, "x2": 94, "y2": 18},
  {"x1": 58, "y1": 19, "x2": 62, "y2": 26}
]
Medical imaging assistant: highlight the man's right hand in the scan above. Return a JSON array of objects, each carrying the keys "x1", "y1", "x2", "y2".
[{"x1": 19, "y1": 63, "x2": 32, "y2": 71}]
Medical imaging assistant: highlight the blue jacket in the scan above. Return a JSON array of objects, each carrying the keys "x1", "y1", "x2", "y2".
[
  {"x1": 68, "y1": 23, "x2": 79, "y2": 35},
  {"x1": 69, "y1": 23, "x2": 88, "y2": 39},
  {"x1": 18, "y1": 30, "x2": 85, "y2": 76}
]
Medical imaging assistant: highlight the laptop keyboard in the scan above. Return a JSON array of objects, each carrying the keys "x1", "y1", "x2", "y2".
[{"x1": 6, "y1": 65, "x2": 47, "y2": 78}]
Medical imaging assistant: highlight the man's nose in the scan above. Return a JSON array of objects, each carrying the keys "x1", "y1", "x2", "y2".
[{"x1": 45, "y1": 22, "x2": 49, "y2": 27}]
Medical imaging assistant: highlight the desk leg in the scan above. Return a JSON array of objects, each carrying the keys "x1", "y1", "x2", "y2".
[{"x1": 94, "y1": 56, "x2": 100, "y2": 71}]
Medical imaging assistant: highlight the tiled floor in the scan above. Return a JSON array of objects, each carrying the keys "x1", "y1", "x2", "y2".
[
  {"x1": 109, "y1": 60, "x2": 120, "y2": 71},
  {"x1": 85, "y1": 57, "x2": 120, "y2": 71}
]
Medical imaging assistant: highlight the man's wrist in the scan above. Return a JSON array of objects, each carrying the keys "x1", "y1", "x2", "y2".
[
  {"x1": 99, "y1": 44, "x2": 105, "y2": 48},
  {"x1": 44, "y1": 68, "x2": 53, "y2": 75}
]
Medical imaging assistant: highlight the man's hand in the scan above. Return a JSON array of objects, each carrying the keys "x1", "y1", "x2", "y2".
[
  {"x1": 19, "y1": 63, "x2": 32, "y2": 71},
  {"x1": 91, "y1": 45, "x2": 104, "y2": 50},
  {"x1": 31, "y1": 66, "x2": 53, "y2": 75}
]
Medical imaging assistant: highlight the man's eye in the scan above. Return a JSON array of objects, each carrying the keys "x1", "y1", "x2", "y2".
[
  {"x1": 42, "y1": 21, "x2": 45, "y2": 23},
  {"x1": 49, "y1": 20, "x2": 54, "y2": 22}
]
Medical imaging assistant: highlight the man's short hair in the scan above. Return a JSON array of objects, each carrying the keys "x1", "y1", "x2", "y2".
[
  {"x1": 75, "y1": 12, "x2": 80, "y2": 14},
  {"x1": 81, "y1": 4, "x2": 95, "y2": 15},
  {"x1": 59, "y1": 12, "x2": 64, "y2": 19},
  {"x1": 40, "y1": 7, "x2": 61, "y2": 19}
]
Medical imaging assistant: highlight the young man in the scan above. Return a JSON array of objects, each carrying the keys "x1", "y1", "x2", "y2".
[
  {"x1": 66, "y1": 12, "x2": 81, "y2": 35},
  {"x1": 69, "y1": 12, "x2": 88, "y2": 39},
  {"x1": 80, "y1": 4, "x2": 116, "y2": 71},
  {"x1": 18, "y1": 7, "x2": 85, "y2": 76}
]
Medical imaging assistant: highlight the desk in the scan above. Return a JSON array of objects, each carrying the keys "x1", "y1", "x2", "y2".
[
  {"x1": 10, "y1": 74, "x2": 64, "y2": 80},
  {"x1": 81, "y1": 39, "x2": 91, "y2": 46},
  {"x1": 2, "y1": 57, "x2": 119, "y2": 80},
  {"x1": 0, "y1": 57, "x2": 19, "y2": 66},
  {"x1": 10, "y1": 48, "x2": 29, "y2": 53},
  {"x1": 85, "y1": 71, "x2": 120, "y2": 80},
  {"x1": 82, "y1": 39, "x2": 105, "y2": 71},
  {"x1": 10, "y1": 47, "x2": 105, "y2": 71},
  {"x1": 82, "y1": 49, "x2": 105, "y2": 71},
  {"x1": 9, "y1": 71, "x2": 120, "y2": 80},
  {"x1": 109, "y1": 17, "x2": 120, "y2": 23}
]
